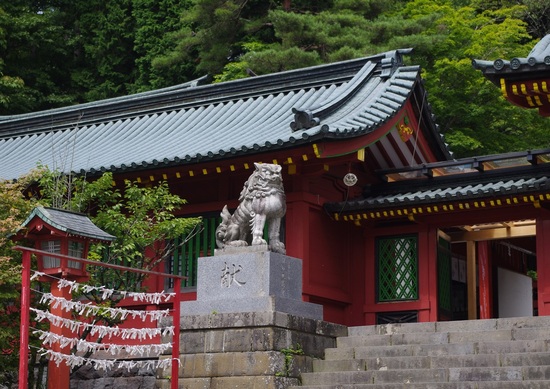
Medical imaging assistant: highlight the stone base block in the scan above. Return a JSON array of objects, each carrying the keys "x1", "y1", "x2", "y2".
[
  {"x1": 181, "y1": 251, "x2": 323, "y2": 320},
  {"x1": 156, "y1": 311, "x2": 347, "y2": 389}
]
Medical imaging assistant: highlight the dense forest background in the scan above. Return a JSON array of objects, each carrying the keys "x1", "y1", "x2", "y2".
[{"x1": 1, "y1": 0, "x2": 550, "y2": 157}]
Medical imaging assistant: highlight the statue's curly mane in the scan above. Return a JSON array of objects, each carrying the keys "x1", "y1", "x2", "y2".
[{"x1": 215, "y1": 163, "x2": 286, "y2": 254}]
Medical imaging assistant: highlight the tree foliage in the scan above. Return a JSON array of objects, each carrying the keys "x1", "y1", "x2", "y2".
[
  {"x1": 0, "y1": 170, "x2": 42, "y2": 386},
  {"x1": 0, "y1": 0, "x2": 549, "y2": 154},
  {"x1": 0, "y1": 168, "x2": 200, "y2": 383}
]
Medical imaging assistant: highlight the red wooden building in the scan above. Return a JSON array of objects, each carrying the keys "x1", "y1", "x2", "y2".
[{"x1": 2, "y1": 42, "x2": 549, "y2": 326}]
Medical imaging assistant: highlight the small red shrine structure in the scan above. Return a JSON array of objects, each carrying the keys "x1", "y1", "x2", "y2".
[
  {"x1": 17, "y1": 207, "x2": 115, "y2": 389},
  {"x1": 2, "y1": 39, "x2": 550, "y2": 326}
]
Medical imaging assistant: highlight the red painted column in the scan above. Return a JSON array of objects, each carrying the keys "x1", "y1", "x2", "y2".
[
  {"x1": 363, "y1": 234, "x2": 376, "y2": 325},
  {"x1": 47, "y1": 280, "x2": 72, "y2": 389},
  {"x1": 536, "y1": 218, "x2": 550, "y2": 316},
  {"x1": 171, "y1": 278, "x2": 181, "y2": 389},
  {"x1": 427, "y1": 227, "x2": 439, "y2": 322},
  {"x1": 478, "y1": 241, "x2": 492, "y2": 319},
  {"x1": 18, "y1": 250, "x2": 31, "y2": 389}
]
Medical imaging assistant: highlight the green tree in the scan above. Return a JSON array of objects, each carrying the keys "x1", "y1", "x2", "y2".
[
  {"x1": 0, "y1": 168, "x2": 200, "y2": 382},
  {"x1": 0, "y1": 170, "x2": 43, "y2": 387},
  {"x1": 0, "y1": 2, "x2": 75, "y2": 114}
]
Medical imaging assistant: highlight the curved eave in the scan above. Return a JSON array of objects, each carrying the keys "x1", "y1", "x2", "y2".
[
  {"x1": 328, "y1": 184, "x2": 550, "y2": 225},
  {"x1": 0, "y1": 50, "x2": 434, "y2": 180},
  {"x1": 325, "y1": 151, "x2": 550, "y2": 224},
  {"x1": 22, "y1": 207, "x2": 116, "y2": 242}
]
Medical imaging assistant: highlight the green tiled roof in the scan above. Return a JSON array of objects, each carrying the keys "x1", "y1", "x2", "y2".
[
  {"x1": 0, "y1": 49, "x2": 447, "y2": 180},
  {"x1": 325, "y1": 149, "x2": 550, "y2": 214},
  {"x1": 472, "y1": 35, "x2": 550, "y2": 81},
  {"x1": 22, "y1": 206, "x2": 116, "y2": 242}
]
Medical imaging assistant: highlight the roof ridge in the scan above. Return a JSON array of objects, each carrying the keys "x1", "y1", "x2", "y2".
[{"x1": 0, "y1": 51, "x2": 409, "y2": 139}]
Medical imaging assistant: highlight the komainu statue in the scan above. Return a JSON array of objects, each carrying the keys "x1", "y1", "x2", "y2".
[{"x1": 215, "y1": 163, "x2": 286, "y2": 254}]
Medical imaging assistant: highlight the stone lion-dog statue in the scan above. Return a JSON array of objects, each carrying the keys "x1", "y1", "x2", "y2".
[{"x1": 215, "y1": 163, "x2": 286, "y2": 254}]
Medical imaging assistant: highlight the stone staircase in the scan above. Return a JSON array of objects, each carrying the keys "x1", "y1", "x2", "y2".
[{"x1": 291, "y1": 316, "x2": 550, "y2": 388}]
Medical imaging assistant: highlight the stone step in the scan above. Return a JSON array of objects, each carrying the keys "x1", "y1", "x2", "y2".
[
  {"x1": 337, "y1": 326, "x2": 550, "y2": 348},
  {"x1": 298, "y1": 365, "x2": 550, "y2": 386},
  {"x1": 292, "y1": 381, "x2": 550, "y2": 389},
  {"x1": 347, "y1": 316, "x2": 550, "y2": 337},
  {"x1": 325, "y1": 338, "x2": 550, "y2": 360},
  {"x1": 294, "y1": 318, "x2": 550, "y2": 389},
  {"x1": 297, "y1": 369, "x2": 448, "y2": 386},
  {"x1": 316, "y1": 352, "x2": 550, "y2": 372}
]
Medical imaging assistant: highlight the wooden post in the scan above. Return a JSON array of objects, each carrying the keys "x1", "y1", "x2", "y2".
[
  {"x1": 171, "y1": 278, "x2": 181, "y2": 389},
  {"x1": 47, "y1": 280, "x2": 72, "y2": 389},
  {"x1": 18, "y1": 250, "x2": 31, "y2": 389},
  {"x1": 467, "y1": 241, "x2": 477, "y2": 320},
  {"x1": 478, "y1": 241, "x2": 492, "y2": 319}
]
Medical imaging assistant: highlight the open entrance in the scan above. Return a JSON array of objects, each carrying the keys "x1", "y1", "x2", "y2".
[{"x1": 438, "y1": 220, "x2": 537, "y2": 321}]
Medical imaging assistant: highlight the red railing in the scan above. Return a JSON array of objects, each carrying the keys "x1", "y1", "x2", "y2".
[{"x1": 13, "y1": 245, "x2": 184, "y2": 389}]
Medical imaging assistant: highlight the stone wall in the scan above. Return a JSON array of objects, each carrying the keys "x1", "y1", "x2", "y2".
[
  {"x1": 70, "y1": 364, "x2": 156, "y2": 389},
  {"x1": 156, "y1": 311, "x2": 347, "y2": 389}
]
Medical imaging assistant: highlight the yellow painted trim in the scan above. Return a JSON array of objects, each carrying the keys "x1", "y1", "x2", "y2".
[
  {"x1": 137, "y1": 177, "x2": 142, "y2": 183},
  {"x1": 216, "y1": 167, "x2": 221, "y2": 173},
  {"x1": 543, "y1": 81, "x2": 549, "y2": 93},
  {"x1": 176, "y1": 172, "x2": 181, "y2": 178},
  {"x1": 324, "y1": 164, "x2": 329, "y2": 171},
  {"x1": 230, "y1": 165, "x2": 235, "y2": 171},
  {"x1": 302, "y1": 154, "x2": 308, "y2": 161},
  {"x1": 521, "y1": 84, "x2": 528, "y2": 95},
  {"x1": 272, "y1": 159, "x2": 278, "y2": 165},
  {"x1": 149, "y1": 175, "x2": 155, "y2": 181},
  {"x1": 357, "y1": 148, "x2": 365, "y2": 162},
  {"x1": 526, "y1": 96, "x2": 535, "y2": 107},
  {"x1": 500, "y1": 78, "x2": 508, "y2": 97},
  {"x1": 111, "y1": 181, "x2": 116, "y2": 187},
  {"x1": 189, "y1": 170, "x2": 194, "y2": 177},
  {"x1": 313, "y1": 144, "x2": 321, "y2": 158},
  {"x1": 287, "y1": 157, "x2": 293, "y2": 164},
  {"x1": 244, "y1": 163, "x2": 249, "y2": 169},
  {"x1": 535, "y1": 96, "x2": 543, "y2": 106},
  {"x1": 288, "y1": 164, "x2": 297, "y2": 175},
  {"x1": 534, "y1": 82, "x2": 540, "y2": 93},
  {"x1": 512, "y1": 84, "x2": 519, "y2": 95},
  {"x1": 162, "y1": 174, "x2": 168, "y2": 180}
]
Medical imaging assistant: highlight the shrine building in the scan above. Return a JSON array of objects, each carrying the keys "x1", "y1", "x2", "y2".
[{"x1": 2, "y1": 39, "x2": 550, "y2": 326}]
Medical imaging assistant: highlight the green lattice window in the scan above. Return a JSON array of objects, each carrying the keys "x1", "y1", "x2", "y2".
[
  {"x1": 377, "y1": 235, "x2": 418, "y2": 302},
  {"x1": 167, "y1": 215, "x2": 220, "y2": 288}
]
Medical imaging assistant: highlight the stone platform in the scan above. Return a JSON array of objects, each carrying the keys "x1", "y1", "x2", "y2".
[{"x1": 156, "y1": 311, "x2": 347, "y2": 389}]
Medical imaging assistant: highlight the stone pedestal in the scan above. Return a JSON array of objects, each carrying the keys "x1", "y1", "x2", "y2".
[
  {"x1": 180, "y1": 251, "x2": 323, "y2": 320},
  {"x1": 156, "y1": 311, "x2": 347, "y2": 389},
  {"x1": 156, "y1": 251, "x2": 346, "y2": 388}
]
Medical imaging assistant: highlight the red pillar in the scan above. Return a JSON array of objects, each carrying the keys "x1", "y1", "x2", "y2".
[
  {"x1": 47, "y1": 280, "x2": 72, "y2": 389},
  {"x1": 171, "y1": 278, "x2": 181, "y2": 389},
  {"x1": 18, "y1": 250, "x2": 31, "y2": 389},
  {"x1": 536, "y1": 218, "x2": 550, "y2": 316},
  {"x1": 418, "y1": 227, "x2": 439, "y2": 322},
  {"x1": 478, "y1": 241, "x2": 492, "y2": 319}
]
